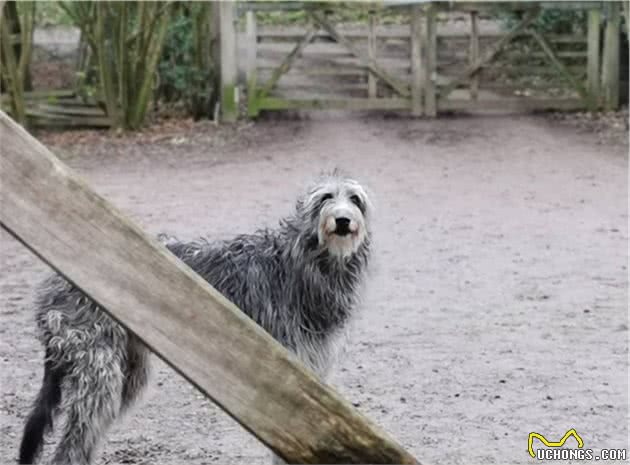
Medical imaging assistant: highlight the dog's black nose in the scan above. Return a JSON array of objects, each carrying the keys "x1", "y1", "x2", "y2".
[{"x1": 335, "y1": 217, "x2": 351, "y2": 236}]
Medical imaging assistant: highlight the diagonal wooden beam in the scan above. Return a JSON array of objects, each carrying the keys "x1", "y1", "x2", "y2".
[
  {"x1": 439, "y1": 9, "x2": 539, "y2": 99},
  {"x1": 259, "y1": 24, "x2": 316, "y2": 98},
  {"x1": 309, "y1": 10, "x2": 411, "y2": 98},
  {"x1": 0, "y1": 110, "x2": 419, "y2": 464},
  {"x1": 529, "y1": 29, "x2": 588, "y2": 101}
]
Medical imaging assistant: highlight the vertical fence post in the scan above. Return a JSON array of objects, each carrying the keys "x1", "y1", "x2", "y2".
[
  {"x1": 410, "y1": 4, "x2": 423, "y2": 116},
  {"x1": 469, "y1": 10, "x2": 479, "y2": 101},
  {"x1": 219, "y1": 1, "x2": 238, "y2": 122},
  {"x1": 587, "y1": 8, "x2": 601, "y2": 110},
  {"x1": 368, "y1": 10, "x2": 378, "y2": 99},
  {"x1": 602, "y1": 2, "x2": 620, "y2": 111},
  {"x1": 423, "y1": 3, "x2": 436, "y2": 117},
  {"x1": 246, "y1": 9, "x2": 258, "y2": 118},
  {"x1": 209, "y1": 2, "x2": 221, "y2": 122}
]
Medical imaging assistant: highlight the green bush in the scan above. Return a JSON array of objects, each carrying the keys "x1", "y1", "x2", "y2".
[
  {"x1": 33, "y1": 2, "x2": 72, "y2": 27},
  {"x1": 61, "y1": 1, "x2": 171, "y2": 130},
  {"x1": 254, "y1": 2, "x2": 405, "y2": 26},
  {"x1": 158, "y1": 4, "x2": 213, "y2": 119},
  {"x1": 501, "y1": 9, "x2": 586, "y2": 35},
  {"x1": 534, "y1": 10, "x2": 586, "y2": 34}
]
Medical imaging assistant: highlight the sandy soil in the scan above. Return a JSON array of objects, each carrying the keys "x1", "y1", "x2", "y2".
[{"x1": 1, "y1": 112, "x2": 628, "y2": 464}]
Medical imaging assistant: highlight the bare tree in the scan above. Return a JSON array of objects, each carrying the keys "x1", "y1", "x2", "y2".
[
  {"x1": 0, "y1": 1, "x2": 35, "y2": 125},
  {"x1": 60, "y1": 1, "x2": 171, "y2": 129}
]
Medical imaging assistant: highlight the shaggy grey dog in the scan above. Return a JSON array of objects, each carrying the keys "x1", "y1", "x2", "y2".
[{"x1": 19, "y1": 172, "x2": 372, "y2": 465}]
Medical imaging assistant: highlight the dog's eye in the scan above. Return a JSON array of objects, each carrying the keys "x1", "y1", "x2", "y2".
[
  {"x1": 321, "y1": 193, "x2": 333, "y2": 203},
  {"x1": 350, "y1": 195, "x2": 362, "y2": 208}
]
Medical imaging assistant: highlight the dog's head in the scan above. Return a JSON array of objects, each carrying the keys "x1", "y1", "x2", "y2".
[{"x1": 298, "y1": 171, "x2": 372, "y2": 259}]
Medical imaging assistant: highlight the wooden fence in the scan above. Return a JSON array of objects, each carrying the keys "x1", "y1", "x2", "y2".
[
  {"x1": 0, "y1": 109, "x2": 418, "y2": 463},
  {"x1": 217, "y1": 1, "x2": 625, "y2": 120},
  {"x1": 2, "y1": 2, "x2": 624, "y2": 125},
  {"x1": 0, "y1": 90, "x2": 110, "y2": 127}
]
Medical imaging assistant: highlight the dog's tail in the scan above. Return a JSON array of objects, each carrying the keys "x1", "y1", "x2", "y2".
[{"x1": 19, "y1": 350, "x2": 64, "y2": 464}]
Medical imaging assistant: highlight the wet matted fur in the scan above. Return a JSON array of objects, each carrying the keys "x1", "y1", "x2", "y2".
[{"x1": 19, "y1": 172, "x2": 372, "y2": 464}]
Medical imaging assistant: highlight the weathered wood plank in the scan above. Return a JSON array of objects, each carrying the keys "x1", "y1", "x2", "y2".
[
  {"x1": 529, "y1": 30, "x2": 588, "y2": 101},
  {"x1": 245, "y1": 10, "x2": 257, "y2": 87},
  {"x1": 530, "y1": 50, "x2": 587, "y2": 59},
  {"x1": 309, "y1": 11, "x2": 411, "y2": 97},
  {"x1": 0, "y1": 110, "x2": 418, "y2": 464},
  {"x1": 586, "y1": 9, "x2": 602, "y2": 109},
  {"x1": 246, "y1": 1, "x2": 599, "y2": 20},
  {"x1": 469, "y1": 10, "x2": 480, "y2": 101},
  {"x1": 410, "y1": 5, "x2": 423, "y2": 116},
  {"x1": 256, "y1": 97, "x2": 411, "y2": 111},
  {"x1": 245, "y1": 10, "x2": 259, "y2": 117},
  {"x1": 367, "y1": 11, "x2": 378, "y2": 99},
  {"x1": 33, "y1": 103, "x2": 106, "y2": 117},
  {"x1": 439, "y1": 97, "x2": 585, "y2": 112},
  {"x1": 269, "y1": 83, "x2": 370, "y2": 94},
  {"x1": 276, "y1": 66, "x2": 368, "y2": 76},
  {"x1": 26, "y1": 110, "x2": 111, "y2": 128},
  {"x1": 439, "y1": 9, "x2": 539, "y2": 99},
  {"x1": 423, "y1": 4, "x2": 437, "y2": 116},
  {"x1": 478, "y1": 82, "x2": 585, "y2": 92},
  {"x1": 256, "y1": 30, "x2": 587, "y2": 72},
  {"x1": 431, "y1": 1, "x2": 601, "y2": 12},
  {"x1": 219, "y1": 1, "x2": 238, "y2": 122},
  {"x1": 210, "y1": 1, "x2": 221, "y2": 122},
  {"x1": 539, "y1": 1, "x2": 603, "y2": 10},
  {"x1": 543, "y1": 34, "x2": 588, "y2": 44},
  {"x1": 0, "y1": 89, "x2": 76, "y2": 103},
  {"x1": 258, "y1": 28, "x2": 408, "y2": 42},
  {"x1": 257, "y1": 29, "x2": 587, "y2": 44},
  {"x1": 481, "y1": 64, "x2": 587, "y2": 75},
  {"x1": 240, "y1": 2, "x2": 305, "y2": 12},
  {"x1": 257, "y1": 54, "x2": 411, "y2": 71},
  {"x1": 259, "y1": 25, "x2": 316, "y2": 98},
  {"x1": 601, "y1": 2, "x2": 620, "y2": 110}
]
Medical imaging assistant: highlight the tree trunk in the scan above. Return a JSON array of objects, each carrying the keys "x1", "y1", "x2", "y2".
[
  {"x1": 0, "y1": 1, "x2": 34, "y2": 125},
  {"x1": 60, "y1": 1, "x2": 171, "y2": 130},
  {"x1": 128, "y1": 3, "x2": 170, "y2": 129},
  {"x1": 0, "y1": 14, "x2": 25, "y2": 123}
]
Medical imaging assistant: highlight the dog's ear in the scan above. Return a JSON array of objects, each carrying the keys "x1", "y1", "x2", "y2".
[
  {"x1": 361, "y1": 184, "x2": 375, "y2": 217},
  {"x1": 348, "y1": 181, "x2": 374, "y2": 219}
]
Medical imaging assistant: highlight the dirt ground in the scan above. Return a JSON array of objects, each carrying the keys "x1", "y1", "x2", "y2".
[{"x1": 1, "y1": 111, "x2": 628, "y2": 464}]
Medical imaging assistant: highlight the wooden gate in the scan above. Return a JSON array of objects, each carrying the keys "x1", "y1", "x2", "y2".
[{"x1": 225, "y1": 1, "x2": 622, "y2": 119}]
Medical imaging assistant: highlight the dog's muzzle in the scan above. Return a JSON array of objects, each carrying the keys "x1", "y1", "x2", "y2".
[{"x1": 334, "y1": 217, "x2": 352, "y2": 236}]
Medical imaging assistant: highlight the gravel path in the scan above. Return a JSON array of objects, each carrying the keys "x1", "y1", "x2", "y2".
[{"x1": 1, "y1": 112, "x2": 628, "y2": 464}]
